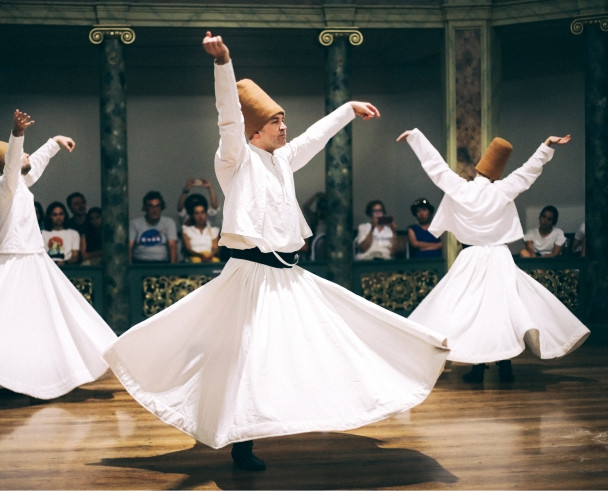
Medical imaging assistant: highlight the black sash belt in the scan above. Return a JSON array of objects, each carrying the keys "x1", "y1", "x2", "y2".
[{"x1": 229, "y1": 247, "x2": 299, "y2": 269}]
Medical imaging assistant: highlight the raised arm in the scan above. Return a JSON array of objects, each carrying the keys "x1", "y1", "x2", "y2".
[
  {"x1": 2, "y1": 110, "x2": 35, "y2": 190},
  {"x1": 544, "y1": 134, "x2": 571, "y2": 147},
  {"x1": 52, "y1": 135, "x2": 75, "y2": 152},
  {"x1": 203, "y1": 31, "x2": 230, "y2": 65},
  {"x1": 396, "y1": 128, "x2": 465, "y2": 196},
  {"x1": 350, "y1": 101, "x2": 381, "y2": 120},
  {"x1": 12, "y1": 109, "x2": 35, "y2": 137}
]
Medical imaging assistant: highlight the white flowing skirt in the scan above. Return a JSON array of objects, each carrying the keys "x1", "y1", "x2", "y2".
[
  {"x1": 409, "y1": 245, "x2": 590, "y2": 364},
  {"x1": 104, "y1": 258, "x2": 448, "y2": 449},
  {"x1": 0, "y1": 253, "x2": 117, "y2": 399}
]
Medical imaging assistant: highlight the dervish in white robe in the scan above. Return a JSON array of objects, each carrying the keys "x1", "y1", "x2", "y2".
[
  {"x1": 0, "y1": 114, "x2": 117, "y2": 399},
  {"x1": 402, "y1": 128, "x2": 589, "y2": 366}
]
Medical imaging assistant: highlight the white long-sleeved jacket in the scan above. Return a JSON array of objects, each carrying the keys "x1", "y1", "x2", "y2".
[
  {"x1": 405, "y1": 128, "x2": 555, "y2": 246},
  {"x1": 0, "y1": 134, "x2": 59, "y2": 254},
  {"x1": 213, "y1": 61, "x2": 355, "y2": 253}
]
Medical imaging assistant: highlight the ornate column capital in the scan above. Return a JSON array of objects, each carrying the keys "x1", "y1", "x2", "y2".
[
  {"x1": 570, "y1": 15, "x2": 608, "y2": 35},
  {"x1": 318, "y1": 28, "x2": 363, "y2": 47},
  {"x1": 89, "y1": 26, "x2": 136, "y2": 45}
]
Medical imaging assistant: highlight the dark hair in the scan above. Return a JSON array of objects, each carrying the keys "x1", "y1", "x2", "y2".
[
  {"x1": 34, "y1": 201, "x2": 44, "y2": 218},
  {"x1": 44, "y1": 201, "x2": 69, "y2": 230},
  {"x1": 540, "y1": 205, "x2": 559, "y2": 225},
  {"x1": 410, "y1": 198, "x2": 435, "y2": 217},
  {"x1": 185, "y1": 193, "x2": 208, "y2": 218},
  {"x1": 365, "y1": 200, "x2": 385, "y2": 217},
  {"x1": 87, "y1": 207, "x2": 102, "y2": 219},
  {"x1": 66, "y1": 192, "x2": 85, "y2": 209},
  {"x1": 142, "y1": 190, "x2": 165, "y2": 210}
]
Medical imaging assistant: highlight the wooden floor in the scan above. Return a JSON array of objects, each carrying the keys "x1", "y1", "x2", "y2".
[{"x1": 1, "y1": 344, "x2": 607, "y2": 490}]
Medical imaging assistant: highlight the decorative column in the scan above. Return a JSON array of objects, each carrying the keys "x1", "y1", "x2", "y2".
[
  {"x1": 444, "y1": 11, "x2": 492, "y2": 266},
  {"x1": 89, "y1": 26, "x2": 134, "y2": 334},
  {"x1": 319, "y1": 28, "x2": 362, "y2": 289},
  {"x1": 571, "y1": 15, "x2": 608, "y2": 336}
]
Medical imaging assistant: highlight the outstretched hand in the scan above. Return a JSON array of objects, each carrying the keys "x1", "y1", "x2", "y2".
[
  {"x1": 396, "y1": 130, "x2": 412, "y2": 142},
  {"x1": 544, "y1": 134, "x2": 571, "y2": 146},
  {"x1": 202, "y1": 31, "x2": 230, "y2": 64},
  {"x1": 350, "y1": 102, "x2": 380, "y2": 120},
  {"x1": 12, "y1": 109, "x2": 35, "y2": 137},
  {"x1": 53, "y1": 135, "x2": 76, "y2": 152}
]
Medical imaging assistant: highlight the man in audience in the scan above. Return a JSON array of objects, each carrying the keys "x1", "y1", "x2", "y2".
[
  {"x1": 129, "y1": 191, "x2": 177, "y2": 263},
  {"x1": 66, "y1": 191, "x2": 89, "y2": 235}
]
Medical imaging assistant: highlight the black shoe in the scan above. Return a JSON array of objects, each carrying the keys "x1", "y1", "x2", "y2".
[
  {"x1": 497, "y1": 360, "x2": 515, "y2": 383},
  {"x1": 231, "y1": 441, "x2": 266, "y2": 471},
  {"x1": 462, "y1": 364, "x2": 487, "y2": 383}
]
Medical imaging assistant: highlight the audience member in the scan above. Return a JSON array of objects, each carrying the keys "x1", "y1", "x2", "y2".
[
  {"x1": 66, "y1": 191, "x2": 89, "y2": 235},
  {"x1": 80, "y1": 207, "x2": 103, "y2": 265},
  {"x1": 34, "y1": 200, "x2": 44, "y2": 230},
  {"x1": 408, "y1": 198, "x2": 442, "y2": 258},
  {"x1": 181, "y1": 197, "x2": 220, "y2": 263},
  {"x1": 177, "y1": 178, "x2": 220, "y2": 227},
  {"x1": 41, "y1": 201, "x2": 80, "y2": 266},
  {"x1": 573, "y1": 222, "x2": 585, "y2": 257},
  {"x1": 302, "y1": 191, "x2": 328, "y2": 236},
  {"x1": 129, "y1": 191, "x2": 178, "y2": 264},
  {"x1": 520, "y1": 205, "x2": 566, "y2": 258},
  {"x1": 355, "y1": 199, "x2": 398, "y2": 261}
]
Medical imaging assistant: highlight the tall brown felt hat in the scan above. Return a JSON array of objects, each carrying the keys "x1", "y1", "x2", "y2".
[
  {"x1": 0, "y1": 141, "x2": 8, "y2": 172},
  {"x1": 475, "y1": 137, "x2": 513, "y2": 181},
  {"x1": 237, "y1": 79, "x2": 284, "y2": 140}
]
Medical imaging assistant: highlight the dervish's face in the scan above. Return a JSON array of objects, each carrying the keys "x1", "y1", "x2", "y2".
[
  {"x1": 20, "y1": 153, "x2": 31, "y2": 175},
  {"x1": 255, "y1": 113, "x2": 287, "y2": 152}
]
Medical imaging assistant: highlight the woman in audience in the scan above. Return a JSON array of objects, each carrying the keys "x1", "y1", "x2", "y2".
[
  {"x1": 80, "y1": 207, "x2": 103, "y2": 265},
  {"x1": 520, "y1": 205, "x2": 566, "y2": 258},
  {"x1": 355, "y1": 199, "x2": 398, "y2": 261},
  {"x1": 42, "y1": 201, "x2": 80, "y2": 266},
  {"x1": 181, "y1": 196, "x2": 220, "y2": 263}
]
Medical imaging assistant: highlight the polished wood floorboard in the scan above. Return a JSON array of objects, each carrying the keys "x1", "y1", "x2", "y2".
[{"x1": 1, "y1": 344, "x2": 607, "y2": 490}]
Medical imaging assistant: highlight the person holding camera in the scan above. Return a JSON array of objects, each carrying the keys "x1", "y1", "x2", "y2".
[
  {"x1": 176, "y1": 177, "x2": 220, "y2": 227},
  {"x1": 355, "y1": 199, "x2": 398, "y2": 261}
]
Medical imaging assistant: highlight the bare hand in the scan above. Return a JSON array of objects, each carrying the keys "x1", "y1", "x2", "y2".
[
  {"x1": 544, "y1": 134, "x2": 571, "y2": 146},
  {"x1": 202, "y1": 31, "x2": 230, "y2": 64},
  {"x1": 350, "y1": 102, "x2": 380, "y2": 120},
  {"x1": 396, "y1": 130, "x2": 412, "y2": 142},
  {"x1": 12, "y1": 109, "x2": 35, "y2": 137},
  {"x1": 53, "y1": 135, "x2": 75, "y2": 152}
]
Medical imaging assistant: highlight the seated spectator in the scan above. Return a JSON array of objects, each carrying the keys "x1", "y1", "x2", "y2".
[
  {"x1": 41, "y1": 201, "x2": 80, "y2": 266},
  {"x1": 129, "y1": 191, "x2": 177, "y2": 264},
  {"x1": 182, "y1": 197, "x2": 220, "y2": 263},
  {"x1": 302, "y1": 191, "x2": 328, "y2": 237},
  {"x1": 177, "y1": 178, "x2": 220, "y2": 227},
  {"x1": 520, "y1": 205, "x2": 566, "y2": 258},
  {"x1": 34, "y1": 201, "x2": 44, "y2": 230},
  {"x1": 408, "y1": 198, "x2": 442, "y2": 259},
  {"x1": 355, "y1": 199, "x2": 398, "y2": 261},
  {"x1": 66, "y1": 191, "x2": 89, "y2": 235},
  {"x1": 80, "y1": 207, "x2": 103, "y2": 265},
  {"x1": 572, "y1": 222, "x2": 585, "y2": 257}
]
